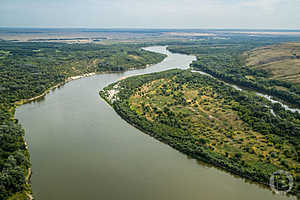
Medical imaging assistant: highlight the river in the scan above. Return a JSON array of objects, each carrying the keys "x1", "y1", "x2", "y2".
[{"x1": 15, "y1": 46, "x2": 291, "y2": 200}]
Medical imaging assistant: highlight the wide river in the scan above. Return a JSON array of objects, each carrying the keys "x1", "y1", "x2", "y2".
[{"x1": 15, "y1": 46, "x2": 291, "y2": 200}]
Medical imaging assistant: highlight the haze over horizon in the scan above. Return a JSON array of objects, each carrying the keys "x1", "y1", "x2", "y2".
[{"x1": 1, "y1": 0, "x2": 300, "y2": 29}]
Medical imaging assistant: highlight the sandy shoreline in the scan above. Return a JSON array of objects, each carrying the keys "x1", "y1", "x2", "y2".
[
  {"x1": 24, "y1": 139, "x2": 33, "y2": 200},
  {"x1": 15, "y1": 72, "x2": 96, "y2": 106}
]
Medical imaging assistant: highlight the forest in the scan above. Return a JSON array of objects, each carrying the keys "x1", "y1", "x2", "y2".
[
  {"x1": 0, "y1": 40, "x2": 166, "y2": 200},
  {"x1": 101, "y1": 69, "x2": 300, "y2": 196},
  {"x1": 166, "y1": 37, "x2": 300, "y2": 108}
]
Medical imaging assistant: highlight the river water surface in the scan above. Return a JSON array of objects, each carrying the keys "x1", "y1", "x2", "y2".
[{"x1": 15, "y1": 46, "x2": 291, "y2": 200}]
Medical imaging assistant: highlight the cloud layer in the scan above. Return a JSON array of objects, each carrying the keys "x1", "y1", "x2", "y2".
[{"x1": 0, "y1": 0, "x2": 299, "y2": 28}]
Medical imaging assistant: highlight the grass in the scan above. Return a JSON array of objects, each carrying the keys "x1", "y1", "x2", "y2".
[{"x1": 244, "y1": 42, "x2": 300, "y2": 84}]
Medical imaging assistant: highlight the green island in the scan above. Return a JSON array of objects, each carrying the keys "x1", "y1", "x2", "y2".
[
  {"x1": 0, "y1": 40, "x2": 165, "y2": 200},
  {"x1": 167, "y1": 40, "x2": 300, "y2": 108},
  {"x1": 100, "y1": 69, "x2": 300, "y2": 196}
]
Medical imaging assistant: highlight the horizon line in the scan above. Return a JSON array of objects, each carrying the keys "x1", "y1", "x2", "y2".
[{"x1": 1, "y1": 26, "x2": 300, "y2": 31}]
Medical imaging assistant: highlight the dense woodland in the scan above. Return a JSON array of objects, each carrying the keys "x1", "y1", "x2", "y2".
[
  {"x1": 0, "y1": 40, "x2": 165, "y2": 200},
  {"x1": 101, "y1": 69, "x2": 300, "y2": 197},
  {"x1": 167, "y1": 37, "x2": 300, "y2": 108}
]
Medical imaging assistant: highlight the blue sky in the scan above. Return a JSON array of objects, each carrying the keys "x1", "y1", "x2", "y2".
[{"x1": 1, "y1": 0, "x2": 299, "y2": 29}]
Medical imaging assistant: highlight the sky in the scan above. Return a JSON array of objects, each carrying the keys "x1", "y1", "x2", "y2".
[{"x1": 0, "y1": 0, "x2": 300, "y2": 29}]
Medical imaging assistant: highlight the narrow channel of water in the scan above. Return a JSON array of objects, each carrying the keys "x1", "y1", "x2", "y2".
[
  {"x1": 191, "y1": 70, "x2": 300, "y2": 113},
  {"x1": 15, "y1": 46, "x2": 292, "y2": 200}
]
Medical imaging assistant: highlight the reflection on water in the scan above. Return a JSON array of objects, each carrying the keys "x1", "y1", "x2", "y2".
[{"x1": 15, "y1": 46, "x2": 290, "y2": 200}]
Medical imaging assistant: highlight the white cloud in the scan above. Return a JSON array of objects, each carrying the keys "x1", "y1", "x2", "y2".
[{"x1": 0, "y1": 0, "x2": 299, "y2": 28}]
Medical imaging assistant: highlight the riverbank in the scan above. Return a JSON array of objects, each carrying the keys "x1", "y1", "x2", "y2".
[
  {"x1": 24, "y1": 140, "x2": 33, "y2": 200},
  {"x1": 100, "y1": 69, "x2": 300, "y2": 198},
  {"x1": 15, "y1": 72, "x2": 96, "y2": 106},
  {"x1": 0, "y1": 40, "x2": 171, "y2": 200},
  {"x1": 10, "y1": 70, "x2": 128, "y2": 200},
  {"x1": 11, "y1": 48, "x2": 168, "y2": 200},
  {"x1": 9, "y1": 72, "x2": 97, "y2": 200}
]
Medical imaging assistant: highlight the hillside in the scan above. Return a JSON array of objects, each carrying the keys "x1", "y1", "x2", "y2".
[{"x1": 245, "y1": 42, "x2": 300, "y2": 84}]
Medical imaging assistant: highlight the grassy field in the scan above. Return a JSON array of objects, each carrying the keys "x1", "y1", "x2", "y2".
[{"x1": 244, "y1": 42, "x2": 300, "y2": 84}]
